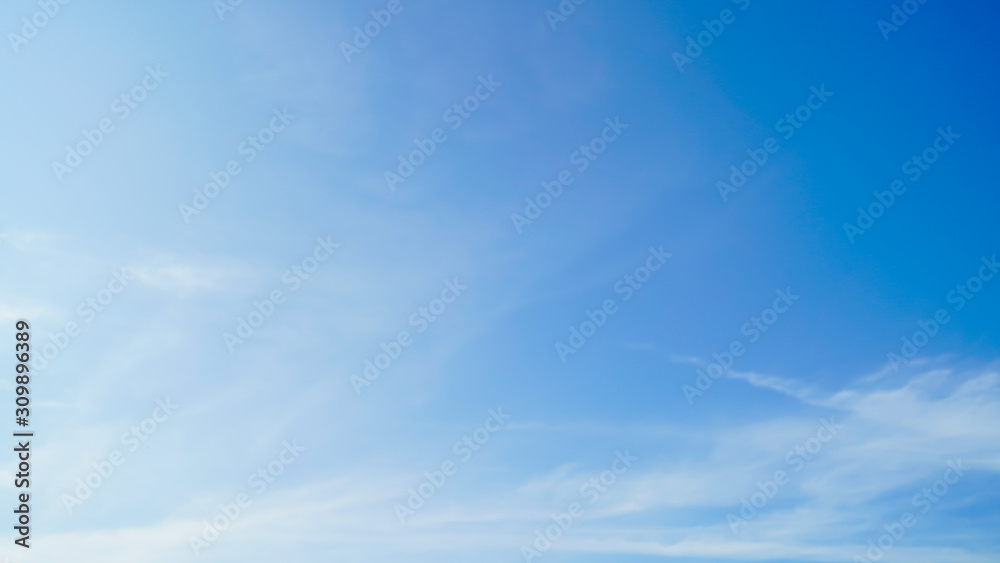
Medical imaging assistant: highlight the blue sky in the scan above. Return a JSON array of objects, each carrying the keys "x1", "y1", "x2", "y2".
[{"x1": 0, "y1": 0, "x2": 998, "y2": 561}]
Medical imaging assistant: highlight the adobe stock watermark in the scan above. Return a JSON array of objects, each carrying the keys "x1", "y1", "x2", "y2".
[
  {"x1": 384, "y1": 74, "x2": 501, "y2": 192},
  {"x1": 189, "y1": 440, "x2": 306, "y2": 556},
  {"x1": 61, "y1": 398, "x2": 179, "y2": 514},
  {"x1": 853, "y1": 460, "x2": 968, "y2": 562},
  {"x1": 351, "y1": 278, "x2": 467, "y2": 394},
  {"x1": 224, "y1": 236, "x2": 340, "y2": 353},
  {"x1": 673, "y1": 0, "x2": 751, "y2": 73},
  {"x1": 511, "y1": 117, "x2": 628, "y2": 234},
  {"x1": 682, "y1": 288, "x2": 800, "y2": 405},
  {"x1": 554, "y1": 246, "x2": 670, "y2": 363},
  {"x1": 843, "y1": 127, "x2": 959, "y2": 243},
  {"x1": 213, "y1": 0, "x2": 246, "y2": 21},
  {"x1": 179, "y1": 107, "x2": 296, "y2": 223},
  {"x1": 31, "y1": 269, "x2": 137, "y2": 373},
  {"x1": 544, "y1": 0, "x2": 587, "y2": 31},
  {"x1": 716, "y1": 84, "x2": 834, "y2": 202},
  {"x1": 520, "y1": 450, "x2": 638, "y2": 562},
  {"x1": 878, "y1": 0, "x2": 932, "y2": 41},
  {"x1": 340, "y1": 0, "x2": 416, "y2": 63},
  {"x1": 886, "y1": 255, "x2": 997, "y2": 372},
  {"x1": 8, "y1": 0, "x2": 73, "y2": 54},
  {"x1": 52, "y1": 65, "x2": 169, "y2": 182},
  {"x1": 727, "y1": 417, "x2": 843, "y2": 533},
  {"x1": 394, "y1": 407, "x2": 511, "y2": 523}
]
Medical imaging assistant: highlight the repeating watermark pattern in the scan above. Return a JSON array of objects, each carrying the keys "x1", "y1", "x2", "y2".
[
  {"x1": 394, "y1": 407, "x2": 511, "y2": 523},
  {"x1": 682, "y1": 288, "x2": 800, "y2": 405},
  {"x1": 886, "y1": 255, "x2": 997, "y2": 371},
  {"x1": 716, "y1": 85, "x2": 834, "y2": 202},
  {"x1": 727, "y1": 418, "x2": 843, "y2": 533},
  {"x1": 351, "y1": 278, "x2": 467, "y2": 395},
  {"x1": 6, "y1": 3, "x2": 992, "y2": 559},
  {"x1": 878, "y1": 0, "x2": 932, "y2": 41},
  {"x1": 340, "y1": 0, "x2": 416, "y2": 63},
  {"x1": 852, "y1": 460, "x2": 968, "y2": 562},
  {"x1": 554, "y1": 246, "x2": 670, "y2": 363},
  {"x1": 32, "y1": 269, "x2": 137, "y2": 373},
  {"x1": 189, "y1": 440, "x2": 306, "y2": 556},
  {"x1": 844, "y1": 127, "x2": 959, "y2": 243},
  {"x1": 61, "y1": 398, "x2": 179, "y2": 514},
  {"x1": 179, "y1": 107, "x2": 296, "y2": 223},
  {"x1": 384, "y1": 74, "x2": 501, "y2": 192},
  {"x1": 544, "y1": 0, "x2": 587, "y2": 31},
  {"x1": 51, "y1": 65, "x2": 169, "y2": 182},
  {"x1": 224, "y1": 236, "x2": 339, "y2": 353},
  {"x1": 8, "y1": 0, "x2": 73, "y2": 54},
  {"x1": 672, "y1": 0, "x2": 751, "y2": 73},
  {"x1": 520, "y1": 450, "x2": 638, "y2": 562},
  {"x1": 511, "y1": 117, "x2": 628, "y2": 234}
]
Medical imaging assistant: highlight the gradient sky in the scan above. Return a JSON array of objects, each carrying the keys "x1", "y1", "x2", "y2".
[{"x1": 0, "y1": 0, "x2": 998, "y2": 561}]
